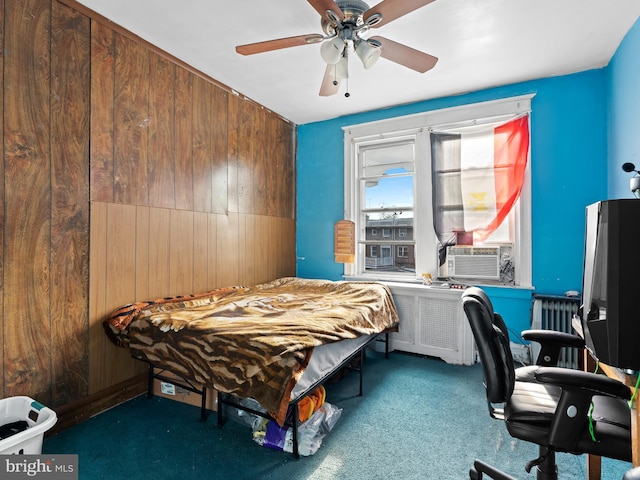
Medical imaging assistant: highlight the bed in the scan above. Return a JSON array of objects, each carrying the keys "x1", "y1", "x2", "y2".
[{"x1": 104, "y1": 277, "x2": 399, "y2": 456}]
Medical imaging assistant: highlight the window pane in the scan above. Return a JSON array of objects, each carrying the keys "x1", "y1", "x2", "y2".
[
  {"x1": 362, "y1": 142, "x2": 414, "y2": 175},
  {"x1": 364, "y1": 213, "x2": 415, "y2": 273},
  {"x1": 365, "y1": 175, "x2": 413, "y2": 210}
]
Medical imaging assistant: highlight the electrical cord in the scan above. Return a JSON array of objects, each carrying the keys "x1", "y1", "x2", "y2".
[{"x1": 629, "y1": 374, "x2": 640, "y2": 409}]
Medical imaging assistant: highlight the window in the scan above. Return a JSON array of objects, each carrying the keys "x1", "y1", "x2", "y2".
[{"x1": 343, "y1": 95, "x2": 533, "y2": 287}]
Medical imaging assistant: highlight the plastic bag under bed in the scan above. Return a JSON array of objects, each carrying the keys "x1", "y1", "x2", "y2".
[{"x1": 252, "y1": 402, "x2": 342, "y2": 456}]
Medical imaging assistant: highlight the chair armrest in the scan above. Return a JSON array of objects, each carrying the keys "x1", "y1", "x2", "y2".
[
  {"x1": 521, "y1": 329, "x2": 585, "y2": 367},
  {"x1": 533, "y1": 366, "x2": 631, "y2": 450},
  {"x1": 521, "y1": 329, "x2": 585, "y2": 348},
  {"x1": 534, "y1": 367, "x2": 631, "y2": 400}
]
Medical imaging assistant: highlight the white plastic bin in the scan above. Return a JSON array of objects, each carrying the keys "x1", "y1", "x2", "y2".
[{"x1": 0, "y1": 396, "x2": 57, "y2": 454}]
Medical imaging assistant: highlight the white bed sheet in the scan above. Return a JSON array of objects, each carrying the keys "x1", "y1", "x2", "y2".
[{"x1": 290, "y1": 334, "x2": 376, "y2": 401}]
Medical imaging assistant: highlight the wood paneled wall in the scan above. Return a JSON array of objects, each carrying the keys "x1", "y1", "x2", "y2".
[
  {"x1": 89, "y1": 205, "x2": 295, "y2": 392},
  {"x1": 0, "y1": 0, "x2": 296, "y2": 416}
]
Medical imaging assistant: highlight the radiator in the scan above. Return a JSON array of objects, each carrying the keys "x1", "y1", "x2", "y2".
[
  {"x1": 385, "y1": 283, "x2": 476, "y2": 366},
  {"x1": 531, "y1": 295, "x2": 581, "y2": 369}
]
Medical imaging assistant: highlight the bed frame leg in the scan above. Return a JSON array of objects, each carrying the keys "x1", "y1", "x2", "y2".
[
  {"x1": 292, "y1": 402, "x2": 300, "y2": 458},
  {"x1": 358, "y1": 348, "x2": 365, "y2": 396},
  {"x1": 385, "y1": 332, "x2": 389, "y2": 359},
  {"x1": 217, "y1": 391, "x2": 224, "y2": 428},
  {"x1": 200, "y1": 389, "x2": 207, "y2": 421}
]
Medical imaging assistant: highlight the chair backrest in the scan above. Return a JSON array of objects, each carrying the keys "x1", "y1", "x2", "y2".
[{"x1": 462, "y1": 287, "x2": 515, "y2": 404}]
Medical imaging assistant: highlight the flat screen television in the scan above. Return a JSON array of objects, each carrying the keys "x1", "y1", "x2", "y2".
[{"x1": 581, "y1": 199, "x2": 640, "y2": 371}]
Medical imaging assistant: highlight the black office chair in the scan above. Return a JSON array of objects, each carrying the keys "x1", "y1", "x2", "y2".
[{"x1": 462, "y1": 286, "x2": 632, "y2": 480}]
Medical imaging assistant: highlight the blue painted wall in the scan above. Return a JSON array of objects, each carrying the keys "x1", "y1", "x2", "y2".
[
  {"x1": 296, "y1": 18, "x2": 640, "y2": 336},
  {"x1": 607, "y1": 19, "x2": 640, "y2": 199}
]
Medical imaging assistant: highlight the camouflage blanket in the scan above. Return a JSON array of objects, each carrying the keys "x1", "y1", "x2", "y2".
[{"x1": 104, "y1": 277, "x2": 399, "y2": 425}]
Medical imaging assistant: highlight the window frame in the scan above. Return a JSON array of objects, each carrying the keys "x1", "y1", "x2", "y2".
[{"x1": 343, "y1": 95, "x2": 534, "y2": 287}]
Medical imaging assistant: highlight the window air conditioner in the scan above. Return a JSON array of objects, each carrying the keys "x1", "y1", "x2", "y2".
[{"x1": 446, "y1": 246, "x2": 501, "y2": 280}]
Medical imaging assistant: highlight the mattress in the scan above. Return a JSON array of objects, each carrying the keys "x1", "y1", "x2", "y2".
[
  {"x1": 104, "y1": 277, "x2": 399, "y2": 424},
  {"x1": 290, "y1": 334, "x2": 376, "y2": 401}
]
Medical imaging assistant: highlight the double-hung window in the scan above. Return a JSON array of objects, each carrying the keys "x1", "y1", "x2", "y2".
[{"x1": 343, "y1": 95, "x2": 533, "y2": 287}]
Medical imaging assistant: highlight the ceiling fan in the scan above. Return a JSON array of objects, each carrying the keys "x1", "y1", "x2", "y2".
[{"x1": 235, "y1": 0, "x2": 438, "y2": 97}]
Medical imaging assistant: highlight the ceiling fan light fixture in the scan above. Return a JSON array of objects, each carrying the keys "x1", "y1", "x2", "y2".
[
  {"x1": 321, "y1": 36, "x2": 345, "y2": 64},
  {"x1": 355, "y1": 38, "x2": 382, "y2": 69},
  {"x1": 334, "y1": 55, "x2": 349, "y2": 81}
]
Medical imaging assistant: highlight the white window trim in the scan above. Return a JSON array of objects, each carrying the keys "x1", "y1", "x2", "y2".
[{"x1": 343, "y1": 95, "x2": 534, "y2": 287}]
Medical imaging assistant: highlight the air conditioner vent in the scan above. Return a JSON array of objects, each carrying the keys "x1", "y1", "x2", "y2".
[{"x1": 447, "y1": 246, "x2": 501, "y2": 280}]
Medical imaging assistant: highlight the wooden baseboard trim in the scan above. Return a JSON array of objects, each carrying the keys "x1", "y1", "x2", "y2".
[{"x1": 48, "y1": 374, "x2": 147, "y2": 435}]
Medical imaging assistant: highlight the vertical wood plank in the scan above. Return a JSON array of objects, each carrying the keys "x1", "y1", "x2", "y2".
[
  {"x1": 174, "y1": 68, "x2": 194, "y2": 211},
  {"x1": 89, "y1": 21, "x2": 115, "y2": 203},
  {"x1": 254, "y1": 108, "x2": 268, "y2": 216},
  {"x1": 50, "y1": 1, "x2": 91, "y2": 406},
  {"x1": 135, "y1": 206, "x2": 150, "y2": 300},
  {"x1": 243, "y1": 214, "x2": 258, "y2": 286},
  {"x1": 89, "y1": 202, "x2": 108, "y2": 394},
  {"x1": 217, "y1": 213, "x2": 239, "y2": 286},
  {"x1": 284, "y1": 218, "x2": 297, "y2": 276},
  {"x1": 226, "y1": 94, "x2": 240, "y2": 214},
  {"x1": 207, "y1": 214, "x2": 219, "y2": 289},
  {"x1": 237, "y1": 101, "x2": 255, "y2": 214},
  {"x1": 148, "y1": 207, "x2": 171, "y2": 297},
  {"x1": 211, "y1": 87, "x2": 228, "y2": 215},
  {"x1": 148, "y1": 53, "x2": 175, "y2": 209},
  {"x1": 193, "y1": 76, "x2": 213, "y2": 213},
  {"x1": 193, "y1": 211, "x2": 209, "y2": 292},
  {"x1": 105, "y1": 203, "x2": 138, "y2": 386},
  {"x1": 254, "y1": 215, "x2": 270, "y2": 283},
  {"x1": 279, "y1": 119, "x2": 296, "y2": 219},
  {"x1": 237, "y1": 214, "x2": 247, "y2": 284},
  {"x1": 0, "y1": 0, "x2": 5, "y2": 397},
  {"x1": 264, "y1": 113, "x2": 277, "y2": 217},
  {"x1": 3, "y1": 0, "x2": 52, "y2": 402},
  {"x1": 169, "y1": 210, "x2": 194, "y2": 294},
  {"x1": 113, "y1": 34, "x2": 149, "y2": 205}
]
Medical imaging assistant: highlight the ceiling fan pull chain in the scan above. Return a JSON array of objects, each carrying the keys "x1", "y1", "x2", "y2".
[{"x1": 344, "y1": 48, "x2": 350, "y2": 97}]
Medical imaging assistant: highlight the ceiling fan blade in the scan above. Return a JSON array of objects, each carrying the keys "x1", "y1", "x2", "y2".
[
  {"x1": 307, "y1": 0, "x2": 345, "y2": 23},
  {"x1": 370, "y1": 36, "x2": 438, "y2": 73},
  {"x1": 236, "y1": 34, "x2": 324, "y2": 55},
  {"x1": 319, "y1": 64, "x2": 341, "y2": 96},
  {"x1": 319, "y1": 56, "x2": 350, "y2": 96},
  {"x1": 363, "y1": 0, "x2": 436, "y2": 29}
]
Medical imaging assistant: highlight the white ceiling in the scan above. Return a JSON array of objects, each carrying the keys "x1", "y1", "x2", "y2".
[{"x1": 75, "y1": 0, "x2": 640, "y2": 125}]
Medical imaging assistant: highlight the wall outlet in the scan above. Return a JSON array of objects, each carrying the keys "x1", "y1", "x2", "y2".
[
  {"x1": 510, "y1": 342, "x2": 531, "y2": 365},
  {"x1": 160, "y1": 382, "x2": 176, "y2": 395}
]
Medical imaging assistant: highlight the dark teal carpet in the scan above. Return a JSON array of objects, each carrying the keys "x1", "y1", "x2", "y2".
[{"x1": 43, "y1": 351, "x2": 632, "y2": 479}]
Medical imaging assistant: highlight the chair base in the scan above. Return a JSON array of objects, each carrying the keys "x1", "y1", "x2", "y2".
[
  {"x1": 525, "y1": 447, "x2": 557, "y2": 480},
  {"x1": 469, "y1": 448, "x2": 558, "y2": 480}
]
